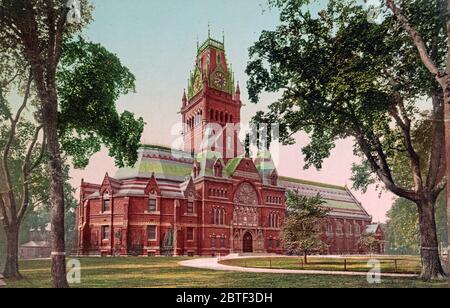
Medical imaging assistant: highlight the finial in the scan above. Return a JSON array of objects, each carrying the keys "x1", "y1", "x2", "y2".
[
  {"x1": 208, "y1": 21, "x2": 211, "y2": 39},
  {"x1": 182, "y1": 89, "x2": 187, "y2": 106},
  {"x1": 236, "y1": 81, "x2": 241, "y2": 94},
  {"x1": 222, "y1": 29, "x2": 225, "y2": 44}
]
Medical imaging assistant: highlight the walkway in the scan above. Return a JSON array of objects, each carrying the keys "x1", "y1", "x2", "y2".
[{"x1": 179, "y1": 256, "x2": 418, "y2": 278}]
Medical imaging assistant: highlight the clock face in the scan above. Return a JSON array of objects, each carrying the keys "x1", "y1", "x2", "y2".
[
  {"x1": 193, "y1": 73, "x2": 203, "y2": 95},
  {"x1": 213, "y1": 72, "x2": 228, "y2": 89}
]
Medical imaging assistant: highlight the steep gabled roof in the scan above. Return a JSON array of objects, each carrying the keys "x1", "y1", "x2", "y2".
[{"x1": 225, "y1": 157, "x2": 244, "y2": 175}]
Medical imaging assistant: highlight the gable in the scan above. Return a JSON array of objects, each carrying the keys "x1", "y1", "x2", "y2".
[{"x1": 228, "y1": 158, "x2": 262, "y2": 182}]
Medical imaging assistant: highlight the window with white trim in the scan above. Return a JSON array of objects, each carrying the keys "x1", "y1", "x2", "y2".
[{"x1": 148, "y1": 225, "x2": 157, "y2": 241}]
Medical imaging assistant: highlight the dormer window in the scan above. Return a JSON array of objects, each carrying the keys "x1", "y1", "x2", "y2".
[
  {"x1": 214, "y1": 161, "x2": 223, "y2": 178},
  {"x1": 187, "y1": 201, "x2": 194, "y2": 214},
  {"x1": 148, "y1": 198, "x2": 157, "y2": 212},
  {"x1": 193, "y1": 166, "x2": 199, "y2": 178},
  {"x1": 270, "y1": 172, "x2": 278, "y2": 186},
  {"x1": 102, "y1": 193, "x2": 111, "y2": 212}
]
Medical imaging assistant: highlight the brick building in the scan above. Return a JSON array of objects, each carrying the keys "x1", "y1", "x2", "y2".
[{"x1": 75, "y1": 36, "x2": 379, "y2": 257}]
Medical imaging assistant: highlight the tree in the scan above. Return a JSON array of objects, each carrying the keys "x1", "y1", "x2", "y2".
[
  {"x1": 0, "y1": 2, "x2": 144, "y2": 287},
  {"x1": 0, "y1": 65, "x2": 46, "y2": 279},
  {"x1": 247, "y1": 0, "x2": 446, "y2": 280},
  {"x1": 358, "y1": 234, "x2": 383, "y2": 255},
  {"x1": 0, "y1": 0, "x2": 92, "y2": 287},
  {"x1": 282, "y1": 190, "x2": 330, "y2": 264},
  {"x1": 387, "y1": 194, "x2": 448, "y2": 255},
  {"x1": 383, "y1": 0, "x2": 450, "y2": 286},
  {"x1": 19, "y1": 164, "x2": 78, "y2": 251}
]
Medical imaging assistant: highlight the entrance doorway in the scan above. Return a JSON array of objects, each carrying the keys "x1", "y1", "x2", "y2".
[{"x1": 243, "y1": 232, "x2": 253, "y2": 253}]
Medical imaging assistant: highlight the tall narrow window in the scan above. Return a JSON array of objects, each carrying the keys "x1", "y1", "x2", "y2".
[
  {"x1": 336, "y1": 223, "x2": 343, "y2": 234},
  {"x1": 220, "y1": 236, "x2": 226, "y2": 248},
  {"x1": 102, "y1": 194, "x2": 111, "y2": 212},
  {"x1": 211, "y1": 236, "x2": 216, "y2": 248},
  {"x1": 148, "y1": 198, "x2": 157, "y2": 212},
  {"x1": 355, "y1": 224, "x2": 361, "y2": 235},
  {"x1": 101, "y1": 226, "x2": 110, "y2": 240},
  {"x1": 187, "y1": 202, "x2": 194, "y2": 214},
  {"x1": 214, "y1": 162, "x2": 223, "y2": 178},
  {"x1": 148, "y1": 225, "x2": 157, "y2": 241},
  {"x1": 219, "y1": 209, "x2": 225, "y2": 225},
  {"x1": 327, "y1": 224, "x2": 333, "y2": 234},
  {"x1": 187, "y1": 227, "x2": 194, "y2": 241}
]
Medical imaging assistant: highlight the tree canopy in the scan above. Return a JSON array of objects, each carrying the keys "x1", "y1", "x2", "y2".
[
  {"x1": 248, "y1": 0, "x2": 447, "y2": 280},
  {"x1": 283, "y1": 190, "x2": 329, "y2": 263},
  {"x1": 58, "y1": 37, "x2": 145, "y2": 169}
]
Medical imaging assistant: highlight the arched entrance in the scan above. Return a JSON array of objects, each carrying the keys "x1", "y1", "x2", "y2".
[{"x1": 243, "y1": 232, "x2": 253, "y2": 253}]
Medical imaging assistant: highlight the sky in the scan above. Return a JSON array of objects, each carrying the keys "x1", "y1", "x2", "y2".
[{"x1": 68, "y1": 0, "x2": 395, "y2": 222}]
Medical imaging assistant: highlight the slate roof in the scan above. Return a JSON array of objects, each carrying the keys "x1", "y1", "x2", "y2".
[
  {"x1": 279, "y1": 176, "x2": 372, "y2": 221},
  {"x1": 364, "y1": 224, "x2": 382, "y2": 235},
  {"x1": 114, "y1": 145, "x2": 194, "y2": 182},
  {"x1": 83, "y1": 145, "x2": 373, "y2": 222}
]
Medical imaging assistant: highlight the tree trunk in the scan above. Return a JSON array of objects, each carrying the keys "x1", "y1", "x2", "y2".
[
  {"x1": 417, "y1": 199, "x2": 446, "y2": 281},
  {"x1": 304, "y1": 251, "x2": 308, "y2": 265},
  {"x1": 2, "y1": 224, "x2": 22, "y2": 279},
  {"x1": 43, "y1": 94, "x2": 69, "y2": 289},
  {"x1": 444, "y1": 94, "x2": 450, "y2": 287}
]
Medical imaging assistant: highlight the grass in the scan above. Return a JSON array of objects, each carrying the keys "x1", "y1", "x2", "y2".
[
  {"x1": 220, "y1": 256, "x2": 422, "y2": 274},
  {"x1": 3, "y1": 257, "x2": 447, "y2": 288}
]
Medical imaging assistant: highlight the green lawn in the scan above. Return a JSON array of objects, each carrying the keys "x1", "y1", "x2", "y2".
[
  {"x1": 220, "y1": 256, "x2": 422, "y2": 274},
  {"x1": 4, "y1": 257, "x2": 446, "y2": 288}
]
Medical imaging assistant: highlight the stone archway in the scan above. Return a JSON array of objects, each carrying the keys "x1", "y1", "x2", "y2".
[{"x1": 243, "y1": 232, "x2": 253, "y2": 253}]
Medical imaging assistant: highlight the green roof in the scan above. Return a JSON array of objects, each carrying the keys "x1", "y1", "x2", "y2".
[
  {"x1": 279, "y1": 176, "x2": 347, "y2": 191},
  {"x1": 225, "y1": 157, "x2": 244, "y2": 175},
  {"x1": 323, "y1": 199, "x2": 361, "y2": 211}
]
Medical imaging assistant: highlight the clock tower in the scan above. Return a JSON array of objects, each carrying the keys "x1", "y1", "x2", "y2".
[{"x1": 181, "y1": 35, "x2": 243, "y2": 159}]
